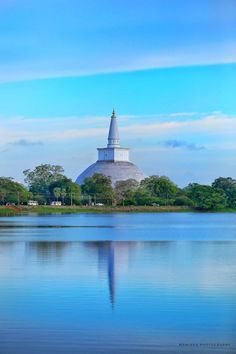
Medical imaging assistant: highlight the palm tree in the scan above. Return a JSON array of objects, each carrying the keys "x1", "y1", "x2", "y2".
[
  {"x1": 61, "y1": 188, "x2": 67, "y2": 205},
  {"x1": 53, "y1": 187, "x2": 61, "y2": 201}
]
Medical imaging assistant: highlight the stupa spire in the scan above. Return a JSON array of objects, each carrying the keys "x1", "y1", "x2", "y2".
[
  {"x1": 107, "y1": 109, "x2": 120, "y2": 148},
  {"x1": 111, "y1": 109, "x2": 116, "y2": 118}
]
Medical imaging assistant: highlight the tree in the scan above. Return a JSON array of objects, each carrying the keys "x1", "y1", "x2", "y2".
[
  {"x1": 23, "y1": 164, "x2": 65, "y2": 196},
  {"x1": 61, "y1": 188, "x2": 67, "y2": 205},
  {"x1": 67, "y1": 182, "x2": 81, "y2": 205},
  {"x1": 140, "y1": 175, "x2": 179, "y2": 204},
  {"x1": 49, "y1": 177, "x2": 81, "y2": 205},
  {"x1": 212, "y1": 177, "x2": 236, "y2": 208},
  {"x1": 173, "y1": 195, "x2": 194, "y2": 207},
  {"x1": 0, "y1": 177, "x2": 31, "y2": 205},
  {"x1": 114, "y1": 179, "x2": 139, "y2": 205},
  {"x1": 23, "y1": 165, "x2": 81, "y2": 205},
  {"x1": 53, "y1": 187, "x2": 61, "y2": 201},
  {"x1": 184, "y1": 183, "x2": 227, "y2": 210},
  {"x1": 212, "y1": 177, "x2": 236, "y2": 191},
  {"x1": 132, "y1": 187, "x2": 155, "y2": 206},
  {"x1": 81, "y1": 173, "x2": 114, "y2": 204}
]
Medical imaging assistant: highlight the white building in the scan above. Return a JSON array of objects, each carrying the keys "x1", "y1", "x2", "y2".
[
  {"x1": 76, "y1": 110, "x2": 145, "y2": 186},
  {"x1": 27, "y1": 200, "x2": 39, "y2": 206},
  {"x1": 51, "y1": 201, "x2": 62, "y2": 206}
]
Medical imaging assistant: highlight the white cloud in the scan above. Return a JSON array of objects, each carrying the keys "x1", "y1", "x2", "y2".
[
  {"x1": 169, "y1": 112, "x2": 198, "y2": 118},
  {"x1": 0, "y1": 43, "x2": 236, "y2": 83},
  {"x1": 122, "y1": 112, "x2": 236, "y2": 137},
  {"x1": 1, "y1": 111, "x2": 235, "y2": 186},
  {"x1": 0, "y1": 112, "x2": 236, "y2": 149}
]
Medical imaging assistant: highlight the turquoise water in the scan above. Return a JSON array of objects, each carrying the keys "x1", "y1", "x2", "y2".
[{"x1": 0, "y1": 213, "x2": 236, "y2": 353}]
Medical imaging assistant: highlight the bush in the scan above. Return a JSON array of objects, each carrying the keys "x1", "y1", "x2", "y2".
[
  {"x1": 174, "y1": 196, "x2": 194, "y2": 206},
  {"x1": 184, "y1": 183, "x2": 227, "y2": 210}
]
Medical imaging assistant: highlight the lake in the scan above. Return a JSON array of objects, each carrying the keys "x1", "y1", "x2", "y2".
[{"x1": 0, "y1": 213, "x2": 236, "y2": 354}]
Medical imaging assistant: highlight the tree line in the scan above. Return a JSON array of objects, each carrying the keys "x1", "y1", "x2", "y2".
[{"x1": 0, "y1": 164, "x2": 236, "y2": 210}]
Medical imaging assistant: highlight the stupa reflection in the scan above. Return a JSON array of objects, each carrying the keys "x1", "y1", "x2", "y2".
[
  {"x1": 87, "y1": 241, "x2": 137, "y2": 308},
  {"x1": 107, "y1": 242, "x2": 115, "y2": 308}
]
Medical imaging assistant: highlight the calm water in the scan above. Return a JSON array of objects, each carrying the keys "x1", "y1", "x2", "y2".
[{"x1": 0, "y1": 213, "x2": 236, "y2": 354}]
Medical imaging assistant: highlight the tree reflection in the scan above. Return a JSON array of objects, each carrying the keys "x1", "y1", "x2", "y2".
[{"x1": 26, "y1": 241, "x2": 70, "y2": 262}]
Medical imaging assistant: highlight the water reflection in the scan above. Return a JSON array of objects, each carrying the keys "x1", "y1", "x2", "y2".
[
  {"x1": 1, "y1": 240, "x2": 236, "y2": 300},
  {"x1": 27, "y1": 241, "x2": 70, "y2": 261},
  {"x1": 24, "y1": 241, "x2": 135, "y2": 308},
  {"x1": 0, "y1": 235, "x2": 236, "y2": 353},
  {"x1": 87, "y1": 241, "x2": 138, "y2": 308},
  {"x1": 27, "y1": 241, "x2": 120, "y2": 307},
  {"x1": 95, "y1": 241, "x2": 117, "y2": 308}
]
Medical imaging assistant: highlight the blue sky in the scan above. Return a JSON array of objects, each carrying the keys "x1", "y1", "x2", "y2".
[{"x1": 0, "y1": 0, "x2": 236, "y2": 186}]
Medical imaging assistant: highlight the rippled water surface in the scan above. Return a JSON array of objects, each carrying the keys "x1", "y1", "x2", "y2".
[{"x1": 0, "y1": 213, "x2": 236, "y2": 354}]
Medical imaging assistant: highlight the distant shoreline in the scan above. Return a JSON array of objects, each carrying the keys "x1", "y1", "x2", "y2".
[{"x1": 0, "y1": 205, "x2": 236, "y2": 217}]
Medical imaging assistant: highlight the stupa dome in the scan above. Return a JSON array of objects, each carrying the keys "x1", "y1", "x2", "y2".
[{"x1": 76, "y1": 110, "x2": 145, "y2": 186}]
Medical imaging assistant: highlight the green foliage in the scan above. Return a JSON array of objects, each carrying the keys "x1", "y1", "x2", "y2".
[
  {"x1": 53, "y1": 187, "x2": 61, "y2": 201},
  {"x1": 50, "y1": 177, "x2": 81, "y2": 205},
  {"x1": 212, "y1": 177, "x2": 236, "y2": 190},
  {"x1": 23, "y1": 165, "x2": 81, "y2": 205},
  {"x1": 114, "y1": 179, "x2": 139, "y2": 205},
  {"x1": 81, "y1": 173, "x2": 114, "y2": 204},
  {"x1": 67, "y1": 182, "x2": 81, "y2": 205},
  {"x1": 23, "y1": 164, "x2": 65, "y2": 196},
  {"x1": 32, "y1": 194, "x2": 47, "y2": 205},
  {"x1": 173, "y1": 195, "x2": 194, "y2": 207},
  {"x1": 2, "y1": 164, "x2": 235, "y2": 211},
  {"x1": 126, "y1": 175, "x2": 179, "y2": 206},
  {"x1": 0, "y1": 177, "x2": 31, "y2": 204},
  {"x1": 212, "y1": 177, "x2": 236, "y2": 208},
  {"x1": 131, "y1": 188, "x2": 155, "y2": 206},
  {"x1": 184, "y1": 183, "x2": 227, "y2": 210},
  {"x1": 141, "y1": 175, "x2": 179, "y2": 201}
]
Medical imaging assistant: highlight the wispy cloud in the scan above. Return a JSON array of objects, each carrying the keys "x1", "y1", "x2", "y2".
[
  {"x1": 9, "y1": 139, "x2": 43, "y2": 147},
  {"x1": 1, "y1": 47, "x2": 236, "y2": 83},
  {"x1": 122, "y1": 112, "x2": 236, "y2": 137},
  {"x1": 0, "y1": 0, "x2": 236, "y2": 82},
  {"x1": 0, "y1": 112, "x2": 235, "y2": 150},
  {"x1": 168, "y1": 112, "x2": 198, "y2": 118},
  {"x1": 0, "y1": 110, "x2": 235, "y2": 186},
  {"x1": 163, "y1": 140, "x2": 205, "y2": 150}
]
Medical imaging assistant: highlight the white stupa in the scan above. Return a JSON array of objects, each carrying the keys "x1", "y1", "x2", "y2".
[{"x1": 76, "y1": 110, "x2": 145, "y2": 186}]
